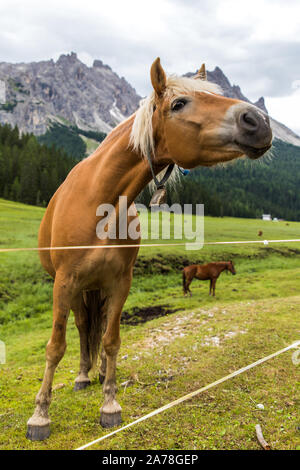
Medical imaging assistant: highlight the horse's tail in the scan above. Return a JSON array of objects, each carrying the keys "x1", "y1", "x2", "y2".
[
  {"x1": 83, "y1": 290, "x2": 106, "y2": 369},
  {"x1": 182, "y1": 269, "x2": 187, "y2": 294}
]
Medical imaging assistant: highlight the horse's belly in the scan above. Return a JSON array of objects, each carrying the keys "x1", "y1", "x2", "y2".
[
  {"x1": 195, "y1": 274, "x2": 209, "y2": 280},
  {"x1": 38, "y1": 200, "x2": 56, "y2": 278},
  {"x1": 38, "y1": 179, "x2": 141, "y2": 287},
  {"x1": 81, "y1": 243, "x2": 139, "y2": 287}
]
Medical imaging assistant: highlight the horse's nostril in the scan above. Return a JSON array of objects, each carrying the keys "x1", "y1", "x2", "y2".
[{"x1": 239, "y1": 111, "x2": 259, "y2": 133}]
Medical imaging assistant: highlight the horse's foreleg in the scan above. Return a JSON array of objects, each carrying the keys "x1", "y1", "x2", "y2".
[
  {"x1": 73, "y1": 294, "x2": 92, "y2": 390},
  {"x1": 209, "y1": 279, "x2": 212, "y2": 295},
  {"x1": 26, "y1": 274, "x2": 73, "y2": 441},
  {"x1": 100, "y1": 275, "x2": 131, "y2": 428}
]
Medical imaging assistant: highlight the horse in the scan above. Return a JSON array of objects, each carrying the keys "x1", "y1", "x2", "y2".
[
  {"x1": 26, "y1": 58, "x2": 272, "y2": 440},
  {"x1": 182, "y1": 261, "x2": 236, "y2": 297}
]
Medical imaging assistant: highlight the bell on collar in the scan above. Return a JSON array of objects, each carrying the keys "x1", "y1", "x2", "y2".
[{"x1": 149, "y1": 186, "x2": 167, "y2": 207}]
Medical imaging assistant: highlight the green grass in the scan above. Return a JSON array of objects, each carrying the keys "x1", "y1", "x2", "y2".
[
  {"x1": 80, "y1": 135, "x2": 100, "y2": 155},
  {"x1": 0, "y1": 199, "x2": 299, "y2": 450}
]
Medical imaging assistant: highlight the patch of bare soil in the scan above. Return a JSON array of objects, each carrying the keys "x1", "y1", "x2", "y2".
[{"x1": 121, "y1": 305, "x2": 180, "y2": 325}]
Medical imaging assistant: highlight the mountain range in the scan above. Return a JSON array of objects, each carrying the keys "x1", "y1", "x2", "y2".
[
  {"x1": 0, "y1": 52, "x2": 139, "y2": 137},
  {"x1": 0, "y1": 52, "x2": 300, "y2": 148}
]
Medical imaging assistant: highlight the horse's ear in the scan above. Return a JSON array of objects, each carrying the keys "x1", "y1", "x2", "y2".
[
  {"x1": 195, "y1": 63, "x2": 207, "y2": 81},
  {"x1": 151, "y1": 57, "x2": 167, "y2": 98}
]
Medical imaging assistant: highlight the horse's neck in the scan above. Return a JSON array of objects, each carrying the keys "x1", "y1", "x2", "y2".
[
  {"x1": 89, "y1": 118, "x2": 164, "y2": 208},
  {"x1": 217, "y1": 263, "x2": 228, "y2": 273}
]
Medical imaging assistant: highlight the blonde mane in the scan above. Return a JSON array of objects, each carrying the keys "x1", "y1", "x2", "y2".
[{"x1": 129, "y1": 74, "x2": 222, "y2": 159}]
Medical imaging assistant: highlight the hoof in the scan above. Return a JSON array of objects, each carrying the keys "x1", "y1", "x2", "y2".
[
  {"x1": 100, "y1": 411, "x2": 122, "y2": 428},
  {"x1": 26, "y1": 423, "x2": 50, "y2": 441},
  {"x1": 99, "y1": 374, "x2": 105, "y2": 384},
  {"x1": 74, "y1": 380, "x2": 91, "y2": 391}
]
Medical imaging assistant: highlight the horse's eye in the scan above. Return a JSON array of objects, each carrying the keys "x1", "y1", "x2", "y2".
[{"x1": 171, "y1": 99, "x2": 187, "y2": 112}]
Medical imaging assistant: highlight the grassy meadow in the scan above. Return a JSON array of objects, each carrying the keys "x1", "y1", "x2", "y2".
[{"x1": 0, "y1": 197, "x2": 299, "y2": 450}]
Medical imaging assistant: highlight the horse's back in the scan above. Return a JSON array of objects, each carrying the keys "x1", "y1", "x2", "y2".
[{"x1": 201, "y1": 262, "x2": 223, "y2": 278}]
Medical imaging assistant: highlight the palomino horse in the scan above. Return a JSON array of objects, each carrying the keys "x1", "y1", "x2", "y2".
[
  {"x1": 183, "y1": 261, "x2": 236, "y2": 297},
  {"x1": 26, "y1": 58, "x2": 272, "y2": 440}
]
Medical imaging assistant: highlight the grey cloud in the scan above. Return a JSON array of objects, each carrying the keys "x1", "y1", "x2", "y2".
[
  {"x1": 226, "y1": 41, "x2": 300, "y2": 99},
  {"x1": 0, "y1": 0, "x2": 299, "y2": 103}
]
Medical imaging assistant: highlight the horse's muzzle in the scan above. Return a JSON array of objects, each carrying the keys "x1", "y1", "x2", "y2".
[{"x1": 235, "y1": 107, "x2": 272, "y2": 159}]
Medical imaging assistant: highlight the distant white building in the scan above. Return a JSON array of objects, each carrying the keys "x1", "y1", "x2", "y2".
[{"x1": 262, "y1": 214, "x2": 271, "y2": 221}]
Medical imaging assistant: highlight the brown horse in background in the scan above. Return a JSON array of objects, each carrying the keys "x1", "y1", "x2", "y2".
[
  {"x1": 183, "y1": 261, "x2": 236, "y2": 297},
  {"x1": 26, "y1": 58, "x2": 272, "y2": 441}
]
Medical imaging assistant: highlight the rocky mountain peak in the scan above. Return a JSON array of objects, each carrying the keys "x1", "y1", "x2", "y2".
[
  {"x1": 0, "y1": 54, "x2": 299, "y2": 147},
  {"x1": 93, "y1": 59, "x2": 112, "y2": 71},
  {"x1": 56, "y1": 52, "x2": 79, "y2": 65},
  {"x1": 0, "y1": 54, "x2": 141, "y2": 135},
  {"x1": 253, "y1": 96, "x2": 268, "y2": 114},
  {"x1": 208, "y1": 66, "x2": 232, "y2": 90}
]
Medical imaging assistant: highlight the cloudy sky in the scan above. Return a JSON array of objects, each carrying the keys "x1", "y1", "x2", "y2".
[{"x1": 0, "y1": 0, "x2": 300, "y2": 134}]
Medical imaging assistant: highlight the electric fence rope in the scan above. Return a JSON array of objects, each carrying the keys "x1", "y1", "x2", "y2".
[
  {"x1": 0, "y1": 238, "x2": 300, "y2": 253},
  {"x1": 76, "y1": 341, "x2": 300, "y2": 450}
]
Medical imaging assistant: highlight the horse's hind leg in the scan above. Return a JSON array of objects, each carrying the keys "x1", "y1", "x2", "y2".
[
  {"x1": 99, "y1": 311, "x2": 107, "y2": 384},
  {"x1": 100, "y1": 274, "x2": 132, "y2": 428},
  {"x1": 73, "y1": 293, "x2": 92, "y2": 391},
  {"x1": 26, "y1": 273, "x2": 73, "y2": 441},
  {"x1": 212, "y1": 278, "x2": 217, "y2": 297},
  {"x1": 99, "y1": 344, "x2": 107, "y2": 384},
  {"x1": 182, "y1": 271, "x2": 188, "y2": 296},
  {"x1": 183, "y1": 274, "x2": 192, "y2": 297},
  {"x1": 186, "y1": 278, "x2": 193, "y2": 297}
]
